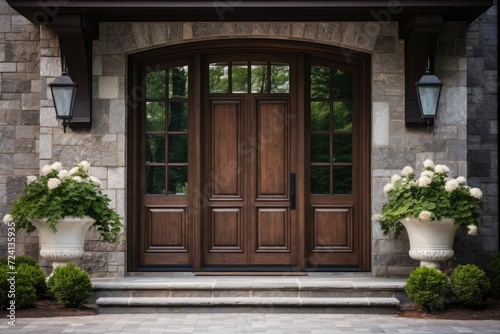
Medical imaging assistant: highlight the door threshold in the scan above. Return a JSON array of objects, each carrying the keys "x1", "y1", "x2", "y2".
[{"x1": 194, "y1": 272, "x2": 308, "y2": 276}]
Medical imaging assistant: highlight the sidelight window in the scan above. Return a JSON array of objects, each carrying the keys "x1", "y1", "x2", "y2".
[
  {"x1": 309, "y1": 65, "x2": 353, "y2": 195},
  {"x1": 145, "y1": 65, "x2": 189, "y2": 195}
]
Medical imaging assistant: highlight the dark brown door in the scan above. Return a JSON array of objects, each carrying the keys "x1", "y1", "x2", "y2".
[{"x1": 202, "y1": 97, "x2": 296, "y2": 267}]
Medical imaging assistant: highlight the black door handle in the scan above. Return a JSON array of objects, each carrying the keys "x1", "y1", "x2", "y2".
[{"x1": 290, "y1": 173, "x2": 296, "y2": 210}]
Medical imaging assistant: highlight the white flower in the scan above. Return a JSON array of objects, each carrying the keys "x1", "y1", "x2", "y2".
[
  {"x1": 372, "y1": 214, "x2": 384, "y2": 221},
  {"x1": 50, "y1": 162, "x2": 62, "y2": 172},
  {"x1": 78, "y1": 160, "x2": 91, "y2": 172},
  {"x1": 423, "y1": 159, "x2": 434, "y2": 168},
  {"x1": 470, "y1": 188, "x2": 483, "y2": 199},
  {"x1": 418, "y1": 211, "x2": 432, "y2": 221},
  {"x1": 69, "y1": 167, "x2": 79, "y2": 175},
  {"x1": 72, "y1": 176, "x2": 83, "y2": 183},
  {"x1": 26, "y1": 175, "x2": 37, "y2": 185},
  {"x1": 383, "y1": 183, "x2": 395, "y2": 193},
  {"x1": 434, "y1": 164, "x2": 450, "y2": 174},
  {"x1": 58, "y1": 170, "x2": 70, "y2": 180},
  {"x1": 390, "y1": 174, "x2": 401, "y2": 184},
  {"x1": 467, "y1": 224, "x2": 478, "y2": 236},
  {"x1": 445, "y1": 179, "x2": 459, "y2": 192},
  {"x1": 2, "y1": 214, "x2": 13, "y2": 225},
  {"x1": 90, "y1": 176, "x2": 102, "y2": 188},
  {"x1": 417, "y1": 176, "x2": 432, "y2": 187},
  {"x1": 47, "y1": 178, "x2": 61, "y2": 190},
  {"x1": 42, "y1": 164, "x2": 53, "y2": 176},
  {"x1": 420, "y1": 170, "x2": 434, "y2": 179},
  {"x1": 401, "y1": 166, "x2": 414, "y2": 177},
  {"x1": 456, "y1": 176, "x2": 466, "y2": 184}
]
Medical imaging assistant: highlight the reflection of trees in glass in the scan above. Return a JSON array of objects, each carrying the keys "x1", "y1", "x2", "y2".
[
  {"x1": 311, "y1": 66, "x2": 330, "y2": 98},
  {"x1": 168, "y1": 102, "x2": 188, "y2": 132},
  {"x1": 169, "y1": 66, "x2": 188, "y2": 98},
  {"x1": 311, "y1": 134, "x2": 329, "y2": 163},
  {"x1": 310, "y1": 101, "x2": 330, "y2": 131},
  {"x1": 209, "y1": 63, "x2": 229, "y2": 93},
  {"x1": 146, "y1": 135, "x2": 166, "y2": 163},
  {"x1": 168, "y1": 135, "x2": 188, "y2": 163},
  {"x1": 232, "y1": 63, "x2": 248, "y2": 93},
  {"x1": 146, "y1": 70, "x2": 165, "y2": 99},
  {"x1": 271, "y1": 65, "x2": 289, "y2": 93},
  {"x1": 333, "y1": 102, "x2": 352, "y2": 131},
  {"x1": 168, "y1": 167, "x2": 188, "y2": 194},
  {"x1": 251, "y1": 64, "x2": 267, "y2": 93},
  {"x1": 311, "y1": 166, "x2": 329, "y2": 194},
  {"x1": 146, "y1": 166, "x2": 165, "y2": 194},
  {"x1": 333, "y1": 135, "x2": 352, "y2": 162},
  {"x1": 146, "y1": 102, "x2": 166, "y2": 132},
  {"x1": 332, "y1": 70, "x2": 352, "y2": 99},
  {"x1": 333, "y1": 167, "x2": 352, "y2": 194}
]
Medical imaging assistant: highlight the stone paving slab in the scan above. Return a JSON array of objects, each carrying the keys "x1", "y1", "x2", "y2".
[{"x1": 1, "y1": 313, "x2": 499, "y2": 333}]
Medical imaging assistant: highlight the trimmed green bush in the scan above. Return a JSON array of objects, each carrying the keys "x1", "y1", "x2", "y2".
[
  {"x1": 450, "y1": 264, "x2": 490, "y2": 308},
  {"x1": 487, "y1": 253, "x2": 500, "y2": 299},
  {"x1": 48, "y1": 263, "x2": 93, "y2": 308},
  {"x1": 0, "y1": 255, "x2": 39, "y2": 267},
  {"x1": 0, "y1": 263, "x2": 44, "y2": 309},
  {"x1": 405, "y1": 266, "x2": 450, "y2": 312}
]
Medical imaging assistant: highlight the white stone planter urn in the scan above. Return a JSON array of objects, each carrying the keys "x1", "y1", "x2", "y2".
[
  {"x1": 399, "y1": 217, "x2": 458, "y2": 269},
  {"x1": 30, "y1": 216, "x2": 95, "y2": 275}
]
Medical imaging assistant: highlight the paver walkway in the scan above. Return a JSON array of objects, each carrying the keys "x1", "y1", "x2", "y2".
[{"x1": 1, "y1": 313, "x2": 499, "y2": 333}]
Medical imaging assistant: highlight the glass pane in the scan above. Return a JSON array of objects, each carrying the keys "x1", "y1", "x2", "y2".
[
  {"x1": 168, "y1": 166, "x2": 188, "y2": 195},
  {"x1": 333, "y1": 135, "x2": 352, "y2": 163},
  {"x1": 310, "y1": 66, "x2": 330, "y2": 98},
  {"x1": 333, "y1": 166, "x2": 352, "y2": 194},
  {"x1": 168, "y1": 101, "x2": 188, "y2": 132},
  {"x1": 311, "y1": 166, "x2": 330, "y2": 194},
  {"x1": 271, "y1": 63, "x2": 289, "y2": 93},
  {"x1": 333, "y1": 102, "x2": 352, "y2": 131},
  {"x1": 146, "y1": 166, "x2": 165, "y2": 194},
  {"x1": 310, "y1": 101, "x2": 330, "y2": 132},
  {"x1": 251, "y1": 63, "x2": 267, "y2": 93},
  {"x1": 146, "y1": 102, "x2": 166, "y2": 132},
  {"x1": 146, "y1": 70, "x2": 165, "y2": 99},
  {"x1": 332, "y1": 70, "x2": 352, "y2": 99},
  {"x1": 146, "y1": 135, "x2": 166, "y2": 163},
  {"x1": 232, "y1": 62, "x2": 248, "y2": 93},
  {"x1": 209, "y1": 63, "x2": 229, "y2": 93},
  {"x1": 311, "y1": 134, "x2": 330, "y2": 163},
  {"x1": 168, "y1": 66, "x2": 188, "y2": 98},
  {"x1": 168, "y1": 135, "x2": 188, "y2": 163}
]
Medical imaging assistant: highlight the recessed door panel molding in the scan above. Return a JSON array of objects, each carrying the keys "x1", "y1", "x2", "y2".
[
  {"x1": 146, "y1": 207, "x2": 188, "y2": 252},
  {"x1": 311, "y1": 206, "x2": 353, "y2": 253},
  {"x1": 210, "y1": 100, "x2": 243, "y2": 200},
  {"x1": 255, "y1": 208, "x2": 290, "y2": 252},
  {"x1": 256, "y1": 100, "x2": 289, "y2": 199},
  {"x1": 208, "y1": 207, "x2": 244, "y2": 252}
]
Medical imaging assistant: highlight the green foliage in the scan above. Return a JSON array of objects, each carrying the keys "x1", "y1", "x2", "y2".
[
  {"x1": 0, "y1": 262, "x2": 46, "y2": 309},
  {"x1": 487, "y1": 253, "x2": 500, "y2": 299},
  {"x1": 48, "y1": 263, "x2": 93, "y2": 308},
  {"x1": 373, "y1": 160, "x2": 483, "y2": 237},
  {"x1": 450, "y1": 264, "x2": 491, "y2": 308},
  {"x1": 0, "y1": 255, "x2": 38, "y2": 267},
  {"x1": 405, "y1": 266, "x2": 451, "y2": 313},
  {"x1": 5, "y1": 161, "x2": 122, "y2": 243}
]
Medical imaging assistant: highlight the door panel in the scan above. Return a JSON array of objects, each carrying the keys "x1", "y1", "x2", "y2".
[{"x1": 203, "y1": 97, "x2": 296, "y2": 266}]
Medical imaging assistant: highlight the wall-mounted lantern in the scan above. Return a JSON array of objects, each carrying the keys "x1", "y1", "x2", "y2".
[
  {"x1": 49, "y1": 58, "x2": 78, "y2": 133},
  {"x1": 415, "y1": 57, "x2": 443, "y2": 127}
]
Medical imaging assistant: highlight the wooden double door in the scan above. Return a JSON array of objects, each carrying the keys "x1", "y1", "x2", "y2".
[
  {"x1": 203, "y1": 96, "x2": 296, "y2": 267},
  {"x1": 128, "y1": 41, "x2": 371, "y2": 272}
]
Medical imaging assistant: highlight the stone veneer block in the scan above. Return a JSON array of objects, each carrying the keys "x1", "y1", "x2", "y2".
[
  {"x1": 108, "y1": 167, "x2": 125, "y2": 189},
  {"x1": 99, "y1": 76, "x2": 120, "y2": 99},
  {"x1": 372, "y1": 102, "x2": 389, "y2": 146}
]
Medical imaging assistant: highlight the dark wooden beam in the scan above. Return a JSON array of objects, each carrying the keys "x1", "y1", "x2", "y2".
[
  {"x1": 51, "y1": 14, "x2": 98, "y2": 128},
  {"x1": 400, "y1": 12, "x2": 443, "y2": 127}
]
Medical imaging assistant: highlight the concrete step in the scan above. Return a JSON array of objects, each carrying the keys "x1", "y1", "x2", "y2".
[{"x1": 92, "y1": 275, "x2": 409, "y2": 314}]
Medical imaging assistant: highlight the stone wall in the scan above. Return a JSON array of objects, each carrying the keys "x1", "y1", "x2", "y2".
[
  {"x1": 463, "y1": 0, "x2": 499, "y2": 266},
  {"x1": 0, "y1": 0, "x2": 40, "y2": 260},
  {"x1": 0, "y1": 0, "x2": 496, "y2": 277}
]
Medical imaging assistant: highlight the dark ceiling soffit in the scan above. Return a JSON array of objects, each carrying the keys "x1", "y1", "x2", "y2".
[{"x1": 8, "y1": 1, "x2": 493, "y2": 23}]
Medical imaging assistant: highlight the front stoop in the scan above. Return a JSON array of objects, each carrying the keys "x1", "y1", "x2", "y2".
[{"x1": 92, "y1": 274, "x2": 409, "y2": 314}]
